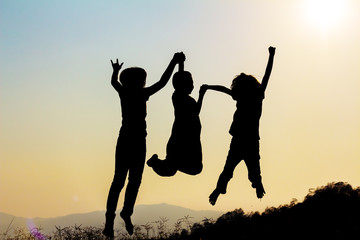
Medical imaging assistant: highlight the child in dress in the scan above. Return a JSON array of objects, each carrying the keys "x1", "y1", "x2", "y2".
[{"x1": 147, "y1": 59, "x2": 206, "y2": 176}]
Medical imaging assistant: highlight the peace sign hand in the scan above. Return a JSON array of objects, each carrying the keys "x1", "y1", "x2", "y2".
[{"x1": 110, "y1": 59, "x2": 124, "y2": 72}]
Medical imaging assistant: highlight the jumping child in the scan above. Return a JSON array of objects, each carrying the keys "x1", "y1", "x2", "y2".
[
  {"x1": 147, "y1": 57, "x2": 206, "y2": 176},
  {"x1": 202, "y1": 46, "x2": 276, "y2": 205},
  {"x1": 103, "y1": 52, "x2": 185, "y2": 237}
]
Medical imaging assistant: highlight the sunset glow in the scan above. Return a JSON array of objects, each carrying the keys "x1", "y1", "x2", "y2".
[
  {"x1": 1, "y1": 0, "x2": 360, "y2": 220},
  {"x1": 304, "y1": 0, "x2": 347, "y2": 32}
]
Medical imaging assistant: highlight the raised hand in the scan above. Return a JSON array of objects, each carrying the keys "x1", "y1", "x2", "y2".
[
  {"x1": 268, "y1": 46, "x2": 276, "y2": 56},
  {"x1": 173, "y1": 52, "x2": 186, "y2": 64},
  {"x1": 111, "y1": 59, "x2": 124, "y2": 72}
]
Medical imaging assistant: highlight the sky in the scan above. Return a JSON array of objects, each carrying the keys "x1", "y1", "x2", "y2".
[{"x1": 1, "y1": 0, "x2": 360, "y2": 219}]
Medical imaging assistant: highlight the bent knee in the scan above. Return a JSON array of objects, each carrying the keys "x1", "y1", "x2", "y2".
[{"x1": 179, "y1": 163, "x2": 203, "y2": 175}]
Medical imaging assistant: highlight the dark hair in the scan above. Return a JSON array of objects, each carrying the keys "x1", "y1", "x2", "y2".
[
  {"x1": 231, "y1": 73, "x2": 260, "y2": 93},
  {"x1": 120, "y1": 67, "x2": 147, "y2": 88},
  {"x1": 172, "y1": 71, "x2": 193, "y2": 91}
]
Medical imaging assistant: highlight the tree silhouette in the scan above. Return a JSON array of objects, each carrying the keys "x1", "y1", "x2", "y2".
[{"x1": 190, "y1": 182, "x2": 360, "y2": 240}]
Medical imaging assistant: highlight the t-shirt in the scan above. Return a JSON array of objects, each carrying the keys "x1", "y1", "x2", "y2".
[
  {"x1": 118, "y1": 88, "x2": 150, "y2": 137},
  {"x1": 229, "y1": 88, "x2": 265, "y2": 139}
]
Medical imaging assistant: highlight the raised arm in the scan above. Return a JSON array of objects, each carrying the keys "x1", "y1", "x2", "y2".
[
  {"x1": 110, "y1": 59, "x2": 124, "y2": 92},
  {"x1": 146, "y1": 52, "x2": 185, "y2": 96},
  {"x1": 260, "y1": 46, "x2": 276, "y2": 92}
]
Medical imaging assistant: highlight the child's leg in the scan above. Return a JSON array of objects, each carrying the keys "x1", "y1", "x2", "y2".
[
  {"x1": 209, "y1": 138, "x2": 242, "y2": 205},
  {"x1": 178, "y1": 161, "x2": 203, "y2": 175},
  {"x1": 214, "y1": 157, "x2": 240, "y2": 194},
  {"x1": 209, "y1": 157, "x2": 239, "y2": 206},
  {"x1": 103, "y1": 167, "x2": 128, "y2": 237},
  {"x1": 151, "y1": 135, "x2": 178, "y2": 176},
  {"x1": 121, "y1": 139, "x2": 146, "y2": 235},
  {"x1": 245, "y1": 158, "x2": 262, "y2": 187},
  {"x1": 122, "y1": 161, "x2": 145, "y2": 217},
  {"x1": 147, "y1": 154, "x2": 177, "y2": 177},
  {"x1": 103, "y1": 136, "x2": 129, "y2": 237},
  {"x1": 244, "y1": 140, "x2": 265, "y2": 198},
  {"x1": 245, "y1": 157, "x2": 265, "y2": 199},
  {"x1": 105, "y1": 167, "x2": 128, "y2": 214}
]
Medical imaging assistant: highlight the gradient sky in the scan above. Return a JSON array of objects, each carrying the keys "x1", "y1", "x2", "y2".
[{"x1": 1, "y1": 0, "x2": 360, "y2": 219}]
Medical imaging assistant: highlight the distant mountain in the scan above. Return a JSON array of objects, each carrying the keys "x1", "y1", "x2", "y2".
[
  {"x1": 0, "y1": 203, "x2": 223, "y2": 235},
  {"x1": 3, "y1": 182, "x2": 359, "y2": 239}
]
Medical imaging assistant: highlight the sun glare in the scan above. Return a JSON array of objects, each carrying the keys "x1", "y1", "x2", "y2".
[{"x1": 304, "y1": 0, "x2": 347, "y2": 32}]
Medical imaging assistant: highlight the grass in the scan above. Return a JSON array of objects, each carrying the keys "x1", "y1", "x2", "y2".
[{"x1": 2, "y1": 182, "x2": 359, "y2": 240}]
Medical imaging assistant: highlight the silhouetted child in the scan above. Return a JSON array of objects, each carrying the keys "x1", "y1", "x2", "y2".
[
  {"x1": 203, "y1": 47, "x2": 276, "y2": 205},
  {"x1": 147, "y1": 63, "x2": 206, "y2": 176},
  {"x1": 103, "y1": 52, "x2": 185, "y2": 238}
]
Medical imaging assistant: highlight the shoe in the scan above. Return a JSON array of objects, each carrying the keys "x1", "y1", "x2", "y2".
[
  {"x1": 102, "y1": 227, "x2": 114, "y2": 239},
  {"x1": 102, "y1": 213, "x2": 115, "y2": 238},
  {"x1": 120, "y1": 211, "x2": 134, "y2": 235},
  {"x1": 209, "y1": 189, "x2": 220, "y2": 206},
  {"x1": 256, "y1": 183, "x2": 266, "y2": 199}
]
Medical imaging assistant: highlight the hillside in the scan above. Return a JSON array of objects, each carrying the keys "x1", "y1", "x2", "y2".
[
  {"x1": 190, "y1": 182, "x2": 360, "y2": 240},
  {"x1": 1, "y1": 182, "x2": 359, "y2": 239}
]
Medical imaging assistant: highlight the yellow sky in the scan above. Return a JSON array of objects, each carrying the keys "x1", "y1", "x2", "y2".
[{"x1": 1, "y1": 0, "x2": 360, "y2": 218}]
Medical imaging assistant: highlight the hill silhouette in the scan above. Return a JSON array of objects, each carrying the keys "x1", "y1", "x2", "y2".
[
  {"x1": 190, "y1": 182, "x2": 360, "y2": 240},
  {"x1": 2, "y1": 182, "x2": 359, "y2": 239}
]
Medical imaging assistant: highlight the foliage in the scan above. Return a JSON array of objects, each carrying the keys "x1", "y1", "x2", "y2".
[
  {"x1": 1, "y1": 226, "x2": 51, "y2": 240},
  {"x1": 2, "y1": 182, "x2": 359, "y2": 240},
  {"x1": 190, "y1": 182, "x2": 360, "y2": 240}
]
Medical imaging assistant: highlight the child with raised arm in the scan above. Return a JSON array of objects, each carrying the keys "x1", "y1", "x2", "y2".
[
  {"x1": 103, "y1": 52, "x2": 185, "y2": 237},
  {"x1": 147, "y1": 61, "x2": 206, "y2": 176},
  {"x1": 203, "y1": 47, "x2": 275, "y2": 205}
]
